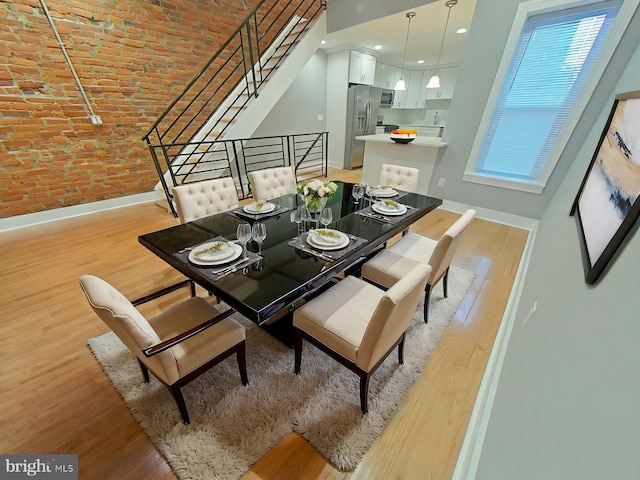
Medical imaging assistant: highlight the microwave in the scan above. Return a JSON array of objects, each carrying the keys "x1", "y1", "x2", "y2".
[{"x1": 380, "y1": 89, "x2": 394, "y2": 107}]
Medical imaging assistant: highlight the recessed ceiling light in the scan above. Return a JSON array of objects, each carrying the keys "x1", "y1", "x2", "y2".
[
  {"x1": 374, "y1": 45, "x2": 382, "y2": 50},
  {"x1": 320, "y1": 40, "x2": 326, "y2": 45},
  {"x1": 456, "y1": 28, "x2": 467, "y2": 34},
  {"x1": 417, "y1": 60, "x2": 424, "y2": 64}
]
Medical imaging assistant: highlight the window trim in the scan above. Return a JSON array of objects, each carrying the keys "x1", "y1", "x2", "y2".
[{"x1": 463, "y1": 0, "x2": 637, "y2": 194}]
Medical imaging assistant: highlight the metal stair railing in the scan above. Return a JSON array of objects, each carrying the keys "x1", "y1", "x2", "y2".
[
  {"x1": 141, "y1": 0, "x2": 326, "y2": 215},
  {"x1": 156, "y1": 131, "x2": 328, "y2": 216}
]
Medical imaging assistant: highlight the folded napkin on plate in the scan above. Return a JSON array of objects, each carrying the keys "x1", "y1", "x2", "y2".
[
  {"x1": 355, "y1": 205, "x2": 417, "y2": 224},
  {"x1": 287, "y1": 232, "x2": 368, "y2": 262},
  {"x1": 227, "y1": 204, "x2": 290, "y2": 220},
  {"x1": 173, "y1": 237, "x2": 262, "y2": 282}
]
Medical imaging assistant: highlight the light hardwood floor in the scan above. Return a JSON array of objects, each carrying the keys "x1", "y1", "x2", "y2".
[{"x1": 0, "y1": 167, "x2": 528, "y2": 479}]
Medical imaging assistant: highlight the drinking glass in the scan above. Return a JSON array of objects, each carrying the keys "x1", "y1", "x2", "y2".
[
  {"x1": 319, "y1": 207, "x2": 333, "y2": 229},
  {"x1": 352, "y1": 184, "x2": 364, "y2": 205},
  {"x1": 294, "y1": 205, "x2": 304, "y2": 234},
  {"x1": 251, "y1": 222, "x2": 267, "y2": 255},
  {"x1": 302, "y1": 205, "x2": 312, "y2": 232},
  {"x1": 236, "y1": 223, "x2": 251, "y2": 258}
]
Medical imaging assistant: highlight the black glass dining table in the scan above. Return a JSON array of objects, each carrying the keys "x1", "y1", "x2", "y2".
[{"x1": 138, "y1": 181, "x2": 442, "y2": 339}]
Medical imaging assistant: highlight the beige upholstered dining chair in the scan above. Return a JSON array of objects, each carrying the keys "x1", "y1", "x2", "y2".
[
  {"x1": 172, "y1": 177, "x2": 240, "y2": 223},
  {"x1": 378, "y1": 163, "x2": 420, "y2": 193},
  {"x1": 293, "y1": 263, "x2": 432, "y2": 414},
  {"x1": 248, "y1": 165, "x2": 297, "y2": 201},
  {"x1": 361, "y1": 209, "x2": 476, "y2": 323},
  {"x1": 79, "y1": 275, "x2": 248, "y2": 424}
]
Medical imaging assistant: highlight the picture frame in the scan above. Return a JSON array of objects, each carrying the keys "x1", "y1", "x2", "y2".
[{"x1": 571, "y1": 90, "x2": 640, "y2": 284}]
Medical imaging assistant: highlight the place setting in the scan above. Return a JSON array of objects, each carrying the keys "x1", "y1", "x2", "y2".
[
  {"x1": 228, "y1": 200, "x2": 290, "y2": 220},
  {"x1": 173, "y1": 224, "x2": 264, "y2": 281},
  {"x1": 288, "y1": 207, "x2": 367, "y2": 261},
  {"x1": 365, "y1": 184, "x2": 409, "y2": 200},
  {"x1": 356, "y1": 197, "x2": 417, "y2": 224}
]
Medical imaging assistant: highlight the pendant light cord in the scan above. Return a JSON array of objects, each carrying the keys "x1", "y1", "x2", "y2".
[
  {"x1": 400, "y1": 12, "x2": 415, "y2": 79},
  {"x1": 435, "y1": 0, "x2": 457, "y2": 72}
]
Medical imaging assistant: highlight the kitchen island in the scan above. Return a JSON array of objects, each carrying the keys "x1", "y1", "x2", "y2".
[{"x1": 355, "y1": 134, "x2": 448, "y2": 194}]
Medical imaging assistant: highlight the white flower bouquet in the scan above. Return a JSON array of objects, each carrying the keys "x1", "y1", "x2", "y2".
[{"x1": 297, "y1": 179, "x2": 338, "y2": 211}]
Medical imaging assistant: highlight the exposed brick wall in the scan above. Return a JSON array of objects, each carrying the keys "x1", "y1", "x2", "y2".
[{"x1": 0, "y1": 0, "x2": 296, "y2": 217}]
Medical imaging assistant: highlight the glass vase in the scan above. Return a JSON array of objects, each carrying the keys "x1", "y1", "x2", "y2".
[{"x1": 301, "y1": 195, "x2": 327, "y2": 229}]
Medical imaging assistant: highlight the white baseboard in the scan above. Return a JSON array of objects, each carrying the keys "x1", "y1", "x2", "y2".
[
  {"x1": 0, "y1": 191, "x2": 158, "y2": 232},
  {"x1": 440, "y1": 199, "x2": 539, "y2": 231}
]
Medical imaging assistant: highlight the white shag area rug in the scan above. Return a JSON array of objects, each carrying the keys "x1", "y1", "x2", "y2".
[{"x1": 88, "y1": 266, "x2": 474, "y2": 480}]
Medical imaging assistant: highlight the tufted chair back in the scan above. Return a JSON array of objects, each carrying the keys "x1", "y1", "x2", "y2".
[
  {"x1": 378, "y1": 164, "x2": 420, "y2": 193},
  {"x1": 427, "y1": 209, "x2": 476, "y2": 285},
  {"x1": 172, "y1": 177, "x2": 239, "y2": 223},
  {"x1": 248, "y1": 166, "x2": 297, "y2": 201}
]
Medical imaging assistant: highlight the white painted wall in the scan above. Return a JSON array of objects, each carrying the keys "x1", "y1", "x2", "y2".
[
  {"x1": 326, "y1": 50, "x2": 350, "y2": 168},
  {"x1": 253, "y1": 51, "x2": 328, "y2": 137},
  {"x1": 470, "y1": 5, "x2": 640, "y2": 480}
]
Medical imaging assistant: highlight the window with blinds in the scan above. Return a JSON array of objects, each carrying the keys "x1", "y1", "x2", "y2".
[{"x1": 464, "y1": 0, "x2": 622, "y2": 192}]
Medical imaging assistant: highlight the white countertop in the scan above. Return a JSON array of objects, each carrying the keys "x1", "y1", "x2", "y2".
[{"x1": 355, "y1": 134, "x2": 448, "y2": 148}]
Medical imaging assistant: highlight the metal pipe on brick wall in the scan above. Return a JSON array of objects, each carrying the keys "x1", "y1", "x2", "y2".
[{"x1": 39, "y1": 0, "x2": 102, "y2": 125}]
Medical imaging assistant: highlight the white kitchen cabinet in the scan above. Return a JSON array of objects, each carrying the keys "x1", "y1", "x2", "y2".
[
  {"x1": 374, "y1": 63, "x2": 403, "y2": 89},
  {"x1": 439, "y1": 66, "x2": 458, "y2": 98},
  {"x1": 425, "y1": 66, "x2": 459, "y2": 101},
  {"x1": 405, "y1": 70, "x2": 425, "y2": 108},
  {"x1": 349, "y1": 51, "x2": 376, "y2": 85}
]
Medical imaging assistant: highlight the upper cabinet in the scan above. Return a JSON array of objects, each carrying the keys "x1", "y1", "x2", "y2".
[
  {"x1": 425, "y1": 66, "x2": 459, "y2": 101},
  {"x1": 374, "y1": 63, "x2": 403, "y2": 89},
  {"x1": 406, "y1": 70, "x2": 426, "y2": 108},
  {"x1": 392, "y1": 66, "x2": 459, "y2": 109},
  {"x1": 349, "y1": 51, "x2": 376, "y2": 85}
]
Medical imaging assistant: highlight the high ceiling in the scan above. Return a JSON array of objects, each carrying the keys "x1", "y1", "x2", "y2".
[{"x1": 319, "y1": 0, "x2": 477, "y2": 69}]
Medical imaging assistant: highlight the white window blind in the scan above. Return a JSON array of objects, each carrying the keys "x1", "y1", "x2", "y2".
[{"x1": 471, "y1": 1, "x2": 620, "y2": 185}]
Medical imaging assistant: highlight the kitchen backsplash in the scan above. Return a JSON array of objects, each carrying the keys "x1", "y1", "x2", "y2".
[{"x1": 377, "y1": 108, "x2": 449, "y2": 127}]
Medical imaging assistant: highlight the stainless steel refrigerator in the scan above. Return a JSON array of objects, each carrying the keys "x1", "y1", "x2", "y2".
[{"x1": 344, "y1": 85, "x2": 387, "y2": 169}]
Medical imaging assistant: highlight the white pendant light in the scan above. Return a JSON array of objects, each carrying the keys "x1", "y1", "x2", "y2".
[
  {"x1": 427, "y1": 0, "x2": 457, "y2": 89},
  {"x1": 394, "y1": 78, "x2": 407, "y2": 91},
  {"x1": 426, "y1": 73, "x2": 440, "y2": 89},
  {"x1": 394, "y1": 12, "x2": 415, "y2": 91}
]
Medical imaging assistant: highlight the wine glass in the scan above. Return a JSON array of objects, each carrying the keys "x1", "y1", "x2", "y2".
[
  {"x1": 302, "y1": 205, "x2": 312, "y2": 232},
  {"x1": 294, "y1": 205, "x2": 305, "y2": 234},
  {"x1": 236, "y1": 223, "x2": 251, "y2": 258},
  {"x1": 319, "y1": 207, "x2": 333, "y2": 229},
  {"x1": 352, "y1": 184, "x2": 364, "y2": 205},
  {"x1": 251, "y1": 222, "x2": 267, "y2": 255}
]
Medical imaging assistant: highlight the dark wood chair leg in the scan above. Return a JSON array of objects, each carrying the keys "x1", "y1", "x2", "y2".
[
  {"x1": 359, "y1": 372, "x2": 371, "y2": 414},
  {"x1": 423, "y1": 283, "x2": 432, "y2": 323},
  {"x1": 293, "y1": 329, "x2": 303, "y2": 374},
  {"x1": 237, "y1": 341, "x2": 249, "y2": 386},
  {"x1": 443, "y1": 267, "x2": 449, "y2": 298},
  {"x1": 138, "y1": 359, "x2": 150, "y2": 383},
  {"x1": 398, "y1": 334, "x2": 405, "y2": 365},
  {"x1": 169, "y1": 384, "x2": 190, "y2": 424}
]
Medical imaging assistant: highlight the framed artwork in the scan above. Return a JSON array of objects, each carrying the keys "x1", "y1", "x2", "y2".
[{"x1": 571, "y1": 91, "x2": 640, "y2": 284}]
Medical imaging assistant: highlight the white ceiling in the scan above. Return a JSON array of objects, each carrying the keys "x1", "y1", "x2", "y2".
[{"x1": 319, "y1": 0, "x2": 477, "y2": 69}]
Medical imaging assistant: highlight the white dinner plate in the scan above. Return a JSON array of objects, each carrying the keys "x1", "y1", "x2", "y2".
[
  {"x1": 308, "y1": 229, "x2": 346, "y2": 246},
  {"x1": 243, "y1": 202, "x2": 276, "y2": 214},
  {"x1": 372, "y1": 202, "x2": 407, "y2": 216},
  {"x1": 189, "y1": 242, "x2": 242, "y2": 266},
  {"x1": 307, "y1": 230, "x2": 349, "y2": 250},
  {"x1": 367, "y1": 187, "x2": 397, "y2": 198}
]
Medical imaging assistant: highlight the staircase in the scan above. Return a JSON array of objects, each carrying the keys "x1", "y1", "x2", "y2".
[{"x1": 142, "y1": 0, "x2": 327, "y2": 216}]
